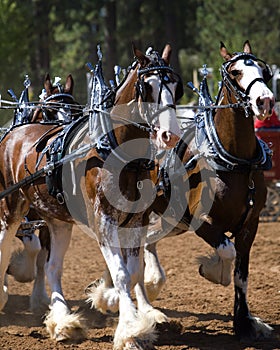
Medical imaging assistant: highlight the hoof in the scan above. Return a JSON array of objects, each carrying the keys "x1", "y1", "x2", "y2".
[
  {"x1": 199, "y1": 264, "x2": 205, "y2": 277},
  {"x1": 235, "y1": 315, "x2": 273, "y2": 341},
  {"x1": 44, "y1": 311, "x2": 87, "y2": 342},
  {"x1": 198, "y1": 254, "x2": 232, "y2": 286},
  {"x1": 147, "y1": 308, "x2": 168, "y2": 324},
  {"x1": 123, "y1": 338, "x2": 156, "y2": 350}
]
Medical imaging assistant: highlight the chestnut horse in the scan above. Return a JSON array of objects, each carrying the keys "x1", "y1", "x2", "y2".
[
  {"x1": 88, "y1": 41, "x2": 275, "y2": 343},
  {"x1": 6, "y1": 74, "x2": 83, "y2": 312},
  {"x1": 144, "y1": 40, "x2": 275, "y2": 341},
  {"x1": 0, "y1": 44, "x2": 182, "y2": 349},
  {"x1": 31, "y1": 73, "x2": 82, "y2": 123}
]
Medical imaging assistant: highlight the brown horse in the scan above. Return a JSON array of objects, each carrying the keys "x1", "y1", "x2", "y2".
[
  {"x1": 32, "y1": 73, "x2": 82, "y2": 122},
  {"x1": 6, "y1": 74, "x2": 83, "y2": 313},
  {"x1": 87, "y1": 40, "x2": 275, "y2": 343},
  {"x1": 0, "y1": 44, "x2": 182, "y2": 349},
  {"x1": 144, "y1": 40, "x2": 275, "y2": 341}
]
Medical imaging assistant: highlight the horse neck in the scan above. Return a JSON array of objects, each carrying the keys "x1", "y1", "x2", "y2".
[
  {"x1": 110, "y1": 65, "x2": 150, "y2": 158},
  {"x1": 214, "y1": 86, "x2": 257, "y2": 159},
  {"x1": 114, "y1": 67, "x2": 138, "y2": 106}
]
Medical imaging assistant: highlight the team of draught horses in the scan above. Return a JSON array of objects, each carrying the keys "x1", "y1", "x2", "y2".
[{"x1": 0, "y1": 41, "x2": 276, "y2": 350}]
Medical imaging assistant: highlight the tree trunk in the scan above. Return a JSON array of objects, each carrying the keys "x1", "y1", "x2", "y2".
[
  {"x1": 31, "y1": 0, "x2": 51, "y2": 87},
  {"x1": 103, "y1": 1, "x2": 117, "y2": 83},
  {"x1": 163, "y1": 0, "x2": 181, "y2": 76}
]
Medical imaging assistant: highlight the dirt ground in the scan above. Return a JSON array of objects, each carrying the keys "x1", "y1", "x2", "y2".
[{"x1": 0, "y1": 222, "x2": 279, "y2": 350}]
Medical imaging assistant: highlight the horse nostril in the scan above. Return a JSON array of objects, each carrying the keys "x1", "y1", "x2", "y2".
[
  {"x1": 256, "y1": 97, "x2": 262, "y2": 108},
  {"x1": 161, "y1": 131, "x2": 171, "y2": 142},
  {"x1": 256, "y1": 96, "x2": 275, "y2": 117}
]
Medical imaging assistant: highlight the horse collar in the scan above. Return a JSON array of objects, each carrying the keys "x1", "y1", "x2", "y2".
[{"x1": 195, "y1": 108, "x2": 272, "y2": 172}]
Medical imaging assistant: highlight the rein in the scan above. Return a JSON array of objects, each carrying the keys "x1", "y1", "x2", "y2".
[
  {"x1": 44, "y1": 93, "x2": 76, "y2": 102},
  {"x1": 93, "y1": 107, "x2": 151, "y2": 133}
]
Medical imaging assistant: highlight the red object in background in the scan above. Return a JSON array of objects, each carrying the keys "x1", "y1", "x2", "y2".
[
  {"x1": 255, "y1": 108, "x2": 280, "y2": 181},
  {"x1": 254, "y1": 109, "x2": 280, "y2": 129}
]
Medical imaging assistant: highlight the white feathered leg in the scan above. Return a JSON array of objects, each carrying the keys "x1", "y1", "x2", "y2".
[
  {"x1": 144, "y1": 242, "x2": 166, "y2": 302},
  {"x1": 198, "y1": 238, "x2": 236, "y2": 286},
  {"x1": 134, "y1": 243, "x2": 168, "y2": 325},
  {"x1": 99, "y1": 222, "x2": 157, "y2": 350},
  {"x1": 43, "y1": 219, "x2": 86, "y2": 341}
]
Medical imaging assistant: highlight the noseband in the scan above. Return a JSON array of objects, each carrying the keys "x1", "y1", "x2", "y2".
[{"x1": 221, "y1": 53, "x2": 272, "y2": 117}]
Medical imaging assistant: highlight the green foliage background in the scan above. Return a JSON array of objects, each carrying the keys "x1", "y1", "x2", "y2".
[{"x1": 0, "y1": 0, "x2": 279, "y2": 124}]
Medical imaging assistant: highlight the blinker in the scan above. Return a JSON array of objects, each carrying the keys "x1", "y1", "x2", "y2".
[{"x1": 163, "y1": 75, "x2": 170, "y2": 83}]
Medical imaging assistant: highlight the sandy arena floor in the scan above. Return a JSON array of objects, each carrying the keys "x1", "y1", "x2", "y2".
[{"x1": 0, "y1": 222, "x2": 279, "y2": 350}]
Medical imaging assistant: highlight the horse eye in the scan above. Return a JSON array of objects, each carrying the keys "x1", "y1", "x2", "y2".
[{"x1": 230, "y1": 70, "x2": 240, "y2": 77}]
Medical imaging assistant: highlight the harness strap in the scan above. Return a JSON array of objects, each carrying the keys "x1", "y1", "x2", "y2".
[
  {"x1": 44, "y1": 93, "x2": 75, "y2": 102},
  {"x1": 244, "y1": 77, "x2": 265, "y2": 95},
  {"x1": 0, "y1": 141, "x2": 95, "y2": 201}
]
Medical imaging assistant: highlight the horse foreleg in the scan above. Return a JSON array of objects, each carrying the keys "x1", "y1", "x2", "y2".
[
  {"x1": 144, "y1": 215, "x2": 186, "y2": 301},
  {"x1": 134, "y1": 247, "x2": 168, "y2": 325},
  {"x1": 198, "y1": 235, "x2": 236, "y2": 286},
  {"x1": 99, "y1": 228, "x2": 157, "y2": 350},
  {"x1": 43, "y1": 219, "x2": 86, "y2": 342},
  {"x1": 0, "y1": 221, "x2": 22, "y2": 311},
  {"x1": 144, "y1": 242, "x2": 166, "y2": 302},
  {"x1": 30, "y1": 227, "x2": 50, "y2": 313},
  {"x1": 234, "y1": 224, "x2": 273, "y2": 341},
  {"x1": 85, "y1": 242, "x2": 168, "y2": 325},
  {"x1": 30, "y1": 245, "x2": 50, "y2": 313}
]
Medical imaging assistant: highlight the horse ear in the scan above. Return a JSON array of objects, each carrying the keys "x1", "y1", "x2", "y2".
[
  {"x1": 64, "y1": 74, "x2": 74, "y2": 94},
  {"x1": 132, "y1": 43, "x2": 150, "y2": 67},
  {"x1": 243, "y1": 40, "x2": 252, "y2": 54},
  {"x1": 44, "y1": 73, "x2": 52, "y2": 94},
  {"x1": 161, "y1": 44, "x2": 172, "y2": 64},
  {"x1": 220, "y1": 41, "x2": 232, "y2": 61}
]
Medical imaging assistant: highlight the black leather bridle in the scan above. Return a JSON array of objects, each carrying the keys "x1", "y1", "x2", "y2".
[{"x1": 220, "y1": 53, "x2": 273, "y2": 117}]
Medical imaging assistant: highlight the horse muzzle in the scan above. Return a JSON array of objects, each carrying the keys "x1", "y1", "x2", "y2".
[
  {"x1": 161, "y1": 130, "x2": 180, "y2": 148},
  {"x1": 255, "y1": 95, "x2": 275, "y2": 120},
  {"x1": 154, "y1": 129, "x2": 180, "y2": 149},
  {"x1": 154, "y1": 108, "x2": 181, "y2": 149}
]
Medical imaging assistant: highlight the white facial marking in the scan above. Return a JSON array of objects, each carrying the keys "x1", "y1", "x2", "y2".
[
  {"x1": 233, "y1": 60, "x2": 274, "y2": 118},
  {"x1": 144, "y1": 75, "x2": 181, "y2": 149}
]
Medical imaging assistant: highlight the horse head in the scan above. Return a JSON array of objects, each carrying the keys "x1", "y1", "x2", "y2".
[
  {"x1": 220, "y1": 40, "x2": 275, "y2": 120},
  {"x1": 113, "y1": 44, "x2": 182, "y2": 150},
  {"x1": 32, "y1": 73, "x2": 83, "y2": 122}
]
